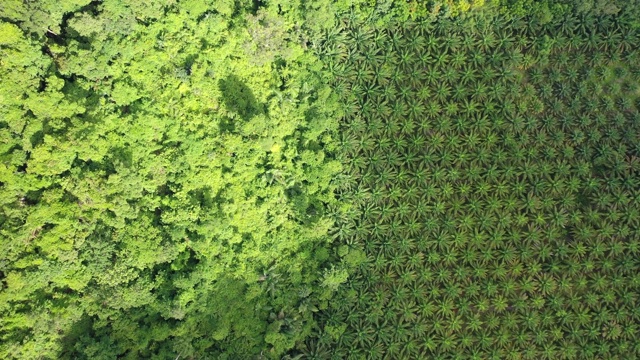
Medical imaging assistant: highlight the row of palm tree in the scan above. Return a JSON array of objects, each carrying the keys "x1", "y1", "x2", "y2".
[{"x1": 301, "y1": 4, "x2": 640, "y2": 360}]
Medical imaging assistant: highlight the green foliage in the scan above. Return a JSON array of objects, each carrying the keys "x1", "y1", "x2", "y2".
[
  {"x1": 244, "y1": 9, "x2": 294, "y2": 66},
  {"x1": 0, "y1": 1, "x2": 349, "y2": 359},
  {"x1": 0, "y1": 0, "x2": 92, "y2": 36},
  {"x1": 4, "y1": 0, "x2": 640, "y2": 359},
  {"x1": 302, "y1": 2, "x2": 640, "y2": 359},
  {"x1": 321, "y1": 266, "x2": 349, "y2": 292}
]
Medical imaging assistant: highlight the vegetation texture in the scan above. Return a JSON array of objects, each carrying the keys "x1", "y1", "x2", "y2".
[
  {"x1": 0, "y1": 1, "x2": 351, "y2": 358},
  {"x1": 300, "y1": 2, "x2": 640, "y2": 359},
  {"x1": 1, "y1": 0, "x2": 640, "y2": 359}
]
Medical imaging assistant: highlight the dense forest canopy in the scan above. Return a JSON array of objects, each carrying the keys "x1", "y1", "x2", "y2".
[
  {"x1": 1, "y1": 0, "x2": 639, "y2": 359},
  {"x1": 1, "y1": 0, "x2": 353, "y2": 358}
]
